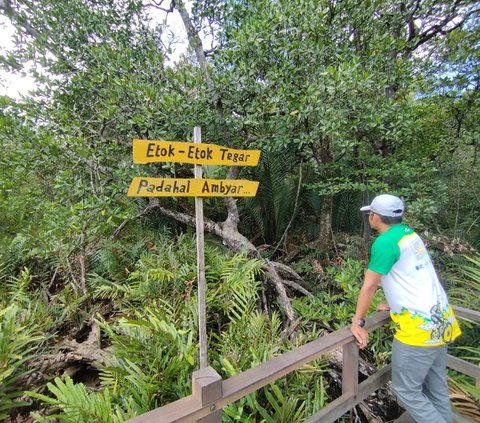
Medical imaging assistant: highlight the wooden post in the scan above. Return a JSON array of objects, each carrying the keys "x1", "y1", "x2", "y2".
[
  {"x1": 342, "y1": 340, "x2": 359, "y2": 395},
  {"x1": 192, "y1": 367, "x2": 223, "y2": 423},
  {"x1": 194, "y1": 126, "x2": 208, "y2": 369}
]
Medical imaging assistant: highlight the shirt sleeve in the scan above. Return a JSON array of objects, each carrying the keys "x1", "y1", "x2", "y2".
[{"x1": 368, "y1": 237, "x2": 400, "y2": 275}]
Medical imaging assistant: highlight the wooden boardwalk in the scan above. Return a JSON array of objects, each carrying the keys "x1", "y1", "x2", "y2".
[
  {"x1": 396, "y1": 409, "x2": 476, "y2": 422},
  {"x1": 127, "y1": 306, "x2": 480, "y2": 423}
]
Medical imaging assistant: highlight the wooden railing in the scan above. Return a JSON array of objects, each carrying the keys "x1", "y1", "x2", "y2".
[{"x1": 127, "y1": 306, "x2": 480, "y2": 423}]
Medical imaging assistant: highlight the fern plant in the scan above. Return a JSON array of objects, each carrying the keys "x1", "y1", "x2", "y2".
[
  {"x1": 90, "y1": 232, "x2": 198, "y2": 305},
  {"x1": 445, "y1": 254, "x2": 480, "y2": 417},
  {"x1": 210, "y1": 269, "x2": 329, "y2": 422},
  {"x1": 204, "y1": 249, "x2": 264, "y2": 326},
  {"x1": 28, "y1": 303, "x2": 198, "y2": 422},
  {"x1": 448, "y1": 376, "x2": 480, "y2": 422},
  {"x1": 28, "y1": 377, "x2": 128, "y2": 423},
  {"x1": 447, "y1": 254, "x2": 480, "y2": 311},
  {"x1": 240, "y1": 148, "x2": 301, "y2": 245},
  {"x1": 2, "y1": 267, "x2": 35, "y2": 308},
  {"x1": 98, "y1": 305, "x2": 197, "y2": 410},
  {"x1": 0, "y1": 305, "x2": 46, "y2": 421}
]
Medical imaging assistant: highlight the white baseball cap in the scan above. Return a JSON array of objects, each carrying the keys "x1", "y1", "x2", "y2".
[{"x1": 360, "y1": 194, "x2": 404, "y2": 217}]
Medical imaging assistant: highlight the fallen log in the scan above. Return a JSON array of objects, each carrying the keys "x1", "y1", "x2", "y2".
[{"x1": 31, "y1": 321, "x2": 108, "y2": 376}]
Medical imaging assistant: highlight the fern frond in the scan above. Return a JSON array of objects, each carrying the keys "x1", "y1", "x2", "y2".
[
  {"x1": 0, "y1": 305, "x2": 45, "y2": 420},
  {"x1": 449, "y1": 376, "x2": 480, "y2": 422},
  {"x1": 27, "y1": 377, "x2": 127, "y2": 423}
]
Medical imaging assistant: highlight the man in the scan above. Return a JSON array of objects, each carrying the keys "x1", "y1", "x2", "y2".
[{"x1": 350, "y1": 194, "x2": 461, "y2": 423}]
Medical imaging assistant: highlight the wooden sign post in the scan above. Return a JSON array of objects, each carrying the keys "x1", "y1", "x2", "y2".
[
  {"x1": 128, "y1": 128, "x2": 261, "y2": 369},
  {"x1": 193, "y1": 127, "x2": 208, "y2": 369}
]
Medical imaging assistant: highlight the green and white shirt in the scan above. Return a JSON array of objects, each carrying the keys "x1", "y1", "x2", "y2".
[{"x1": 368, "y1": 224, "x2": 461, "y2": 347}]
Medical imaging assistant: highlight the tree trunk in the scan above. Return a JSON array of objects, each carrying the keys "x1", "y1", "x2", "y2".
[
  {"x1": 309, "y1": 138, "x2": 334, "y2": 256},
  {"x1": 318, "y1": 194, "x2": 333, "y2": 256}
]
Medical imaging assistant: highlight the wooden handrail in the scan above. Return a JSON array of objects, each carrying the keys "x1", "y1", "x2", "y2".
[
  {"x1": 452, "y1": 305, "x2": 480, "y2": 322},
  {"x1": 306, "y1": 365, "x2": 392, "y2": 422},
  {"x1": 127, "y1": 306, "x2": 479, "y2": 423}
]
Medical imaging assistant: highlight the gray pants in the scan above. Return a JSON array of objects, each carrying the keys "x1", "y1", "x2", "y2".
[{"x1": 392, "y1": 339, "x2": 452, "y2": 423}]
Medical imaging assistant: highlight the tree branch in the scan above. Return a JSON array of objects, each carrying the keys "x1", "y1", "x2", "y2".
[
  {"x1": 271, "y1": 162, "x2": 303, "y2": 257},
  {"x1": 147, "y1": 0, "x2": 175, "y2": 13},
  {"x1": 407, "y1": 3, "x2": 479, "y2": 54},
  {"x1": 0, "y1": 0, "x2": 77, "y2": 72},
  {"x1": 175, "y1": 0, "x2": 223, "y2": 116},
  {"x1": 0, "y1": 0, "x2": 40, "y2": 39}
]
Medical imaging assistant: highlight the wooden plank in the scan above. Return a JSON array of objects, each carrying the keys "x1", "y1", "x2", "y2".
[
  {"x1": 447, "y1": 354, "x2": 480, "y2": 379},
  {"x1": 395, "y1": 411, "x2": 415, "y2": 423},
  {"x1": 452, "y1": 306, "x2": 480, "y2": 323},
  {"x1": 396, "y1": 410, "x2": 475, "y2": 423},
  {"x1": 194, "y1": 127, "x2": 208, "y2": 370},
  {"x1": 196, "y1": 411, "x2": 222, "y2": 423},
  {"x1": 126, "y1": 396, "x2": 200, "y2": 423},
  {"x1": 342, "y1": 341, "x2": 359, "y2": 394},
  {"x1": 305, "y1": 365, "x2": 392, "y2": 423},
  {"x1": 192, "y1": 367, "x2": 222, "y2": 406}
]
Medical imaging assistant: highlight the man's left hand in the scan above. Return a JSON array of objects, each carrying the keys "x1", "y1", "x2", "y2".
[
  {"x1": 376, "y1": 303, "x2": 390, "y2": 311},
  {"x1": 350, "y1": 324, "x2": 369, "y2": 349}
]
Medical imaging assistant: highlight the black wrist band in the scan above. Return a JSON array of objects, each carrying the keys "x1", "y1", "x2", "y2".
[{"x1": 353, "y1": 319, "x2": 366, "y2": 327}]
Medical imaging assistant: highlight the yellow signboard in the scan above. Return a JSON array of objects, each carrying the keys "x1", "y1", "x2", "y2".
[
  {"x1": 128, "y1": 177, "x2": 259, "y2": 197},
  {"x1": 133, "y1": 139, "x2": 261, "y2": 166}
]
